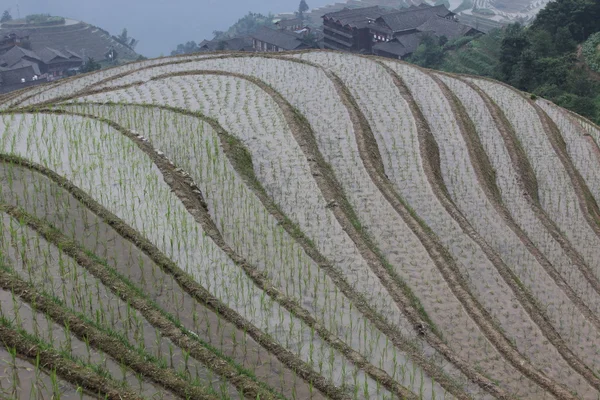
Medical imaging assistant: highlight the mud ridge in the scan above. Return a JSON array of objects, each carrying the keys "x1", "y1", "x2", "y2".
[
  {"x1": 60, "y1": 105, "x2": 420, "y2": 400},
  {"x1": 378, "y1": 62, "x2": 578, "y2": 400},
  {"x1": 0, "y1": 322, "x2": 139, "y2": 400},
  {"x1": 432, "y1": 73, "x2": 600, "y2": 392},
  {"x1": 0, "y1": 255, "x2": 219, "y2": 400},
  {"x1": 134, "y1": 65, "x2": 521, "y2": 399},
  {"x1": 82, "y1": 100, "x2": 455, "y2": 399},
  {"x1": 0, "y1": 153, "x2": 342, "y2": 400},
  {"x1": 459, "y1": 78, "x2": 600, "y2": 321}
]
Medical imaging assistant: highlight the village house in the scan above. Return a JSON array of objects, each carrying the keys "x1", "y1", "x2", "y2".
[
  {"x1": 0, "y1": 33, "x2": 29, "y2": 55},
  {"x1": 0, "y1": 44, "x2": 82, "y2": 88},
  {"x1": 322, "y1": 6, "x2": 392, "y2": 53},
  {"x1": 323, "y1": 4, "x2": 481, "y2": 58},
  {"x1": 275, "y1": 18, "x2": 305, "y2": 32},
  {"x1": 250, "y1": 26, "x2": 312, "y2": 52}
]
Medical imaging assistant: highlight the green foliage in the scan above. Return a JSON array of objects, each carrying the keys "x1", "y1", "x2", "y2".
[
  {"x1": 80, "y1": 57, "x2": 102, "y2": 73},
  {"x1": 433, "y1": 0, "x2": 600, "y2": 123},
  {"x1": 1, "y1": 10, "x2": 12, "y2": 23},
  {"x1": 114, "y1": 28, "x2": 138, "y2": 50},
  {"x1": 170, "y1": 41, "x2": 200, "y2": 56},
  {"x1": 582, "y1": 32, "x2": 600, "y2": 72},
  {"x1": 299, "y1": 0, "x2": 309, "y2": 16},
  {"x1": 409, "y1": 35, "x2": 444, "y2": 68},
  {"x1": 532, "y1": 0, "x2": 600, "y2": 42},
  {"x1": 212, "y1": 12, "x2": 275, "y2": 40},
  {"x1": 24, "y1": 14, "x2": 65, "y2": 25}
]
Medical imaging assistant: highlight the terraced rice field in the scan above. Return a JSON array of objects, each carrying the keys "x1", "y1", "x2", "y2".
[{"x1": 0, "y1": 50, "x2": 599, "y2": 400}]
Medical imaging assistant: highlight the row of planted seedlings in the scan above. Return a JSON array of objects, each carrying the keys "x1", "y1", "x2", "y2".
[
  {"x1": 468, "y1": 78, "x2": 600, "y2": 278},
  {"x1": 436, "y1": 73, "x2": 600, "y2": 326},
  {"x1": 0, "y1": 286, "x2": 138, "y2": 400},
  {"x1": 380, "y1": 60, "x2": 599, "y2": 397},
  {"x1": 0, "y1": 146, "x2": 329, "y2": 400},
  {"x1": 536, "y1": 99, "x2": 600, "y2": 208},
  {"x1": 59, "y1": 98, "x2": 415, "y2": 399},
  {"x1": 0, "y1": 255, "x2": 178, "y2": 400},
  {"x1": 0, "y1": 338, "x2": 97, "y2": 400},
  {"x1": 252, "y1": 51, "x2": 542, "y2": 398},
  {"x1": 67, "y1": 69, "x2": 469, "y2": 398},
  {"x1": 0, "y1": 205, "x2": 239, "y2": 399},
  {"x1": 10, "y1": 53, "x2": 213, "y2": 111},
  {"x1": 70, "y1": 58, "x2": 433, "y2": 342},
  {"x1": 15, "y1": 50, "x2": 600, "y2": 400},
  {"x1": 60, "y1": 101, "x2": 448, "y2": 400},
  {"x1": 68, "y1": 57, "x2": 532, "y2": 398},
  {"x1": 0, "y1": 111, "x2": 383, "y2": 399}
]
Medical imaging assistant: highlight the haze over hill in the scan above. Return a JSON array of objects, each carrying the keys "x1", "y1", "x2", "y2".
[
  {"x1": 2, "y1": 0, "x2": 551, "y2": 57},
  {"x1": 0, "y1": 0, "x2": 334, "y2": 57}
]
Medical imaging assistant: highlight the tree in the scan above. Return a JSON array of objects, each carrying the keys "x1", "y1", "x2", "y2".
[
  {"x1": 301, "y1": 32, "x2": 320, "y2": 48},
  {"x1": 298, "y1": 0, "x2": 309, "y2": 17},
  {"x1": 212, "y1": 12, "x2": 275, "y2": 40},
  {"x1": 115, "y1": 28, "x2": 138, "y2": 50},
  {"x1": 170, "y1": 41, "x2": 200, "y2": 56},
  {"x1": 81, "y1": 57, "x2": 102, "y2": 73},
  {"x1": 1, "y1": 10, "x2": 12, "y2": 23},
  {"x1": 532, "y1": 0, "x2": 600, "y2": 42},
  {"x1": 498, "y1": 23, "x2": 529, "y2": 81},
  {"x1": 410, "y1": 35, "x2": 444, "y2": 68}
]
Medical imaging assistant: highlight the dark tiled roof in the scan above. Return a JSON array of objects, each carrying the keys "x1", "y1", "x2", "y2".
[
  {"x1": 250, "y1": 26, "x2": 307, "y2": 50},
  {"x1": 37, "y1": 46, "x2": 69, "y2": 63},
  {"x1": 64, "y1": 49, "x2": 82, "y2": 60},
  {"x1": 1, "y1": 22, "x2": 139, "y2": 61},
  {"x1": 276, "y1": 18, "x2": 303, "y2": 28},
  {"x1": 416, "y1": 17, "x2": 476, "y2": 39},
  {"x1": 373, "y1": 39, "x2": 409, "y2": 57},
  {"x1": 0, "y1": 45, "x2": 41, "y2": 67},
  {"x1": 395, "y1": 32, "x2": 424, "y2": 54},
  {"x1": 323, "y1": 6, "x2": 391, "y2": 29},
  {"x1": 225, "y1": 37, "x2": 254, "y2": 51},
  {"x1": 378, "y1": 5, "x2": 453, "y2": 32},
  {"x1": 8, "y1": 59, "x2": 41, "y2": 75}
]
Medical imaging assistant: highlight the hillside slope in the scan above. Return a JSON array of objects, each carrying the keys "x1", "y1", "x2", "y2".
[
  {"x1": 1, "y1": 50, "x2": 600, "y2": 400},
  {"x1": 0, "y1": 19, "x2": 139, "y2": 62}
]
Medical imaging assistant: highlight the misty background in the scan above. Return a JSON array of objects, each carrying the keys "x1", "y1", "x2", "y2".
[{"x1": 0, "y1": 0, "x2": 331, "y2": 57}]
